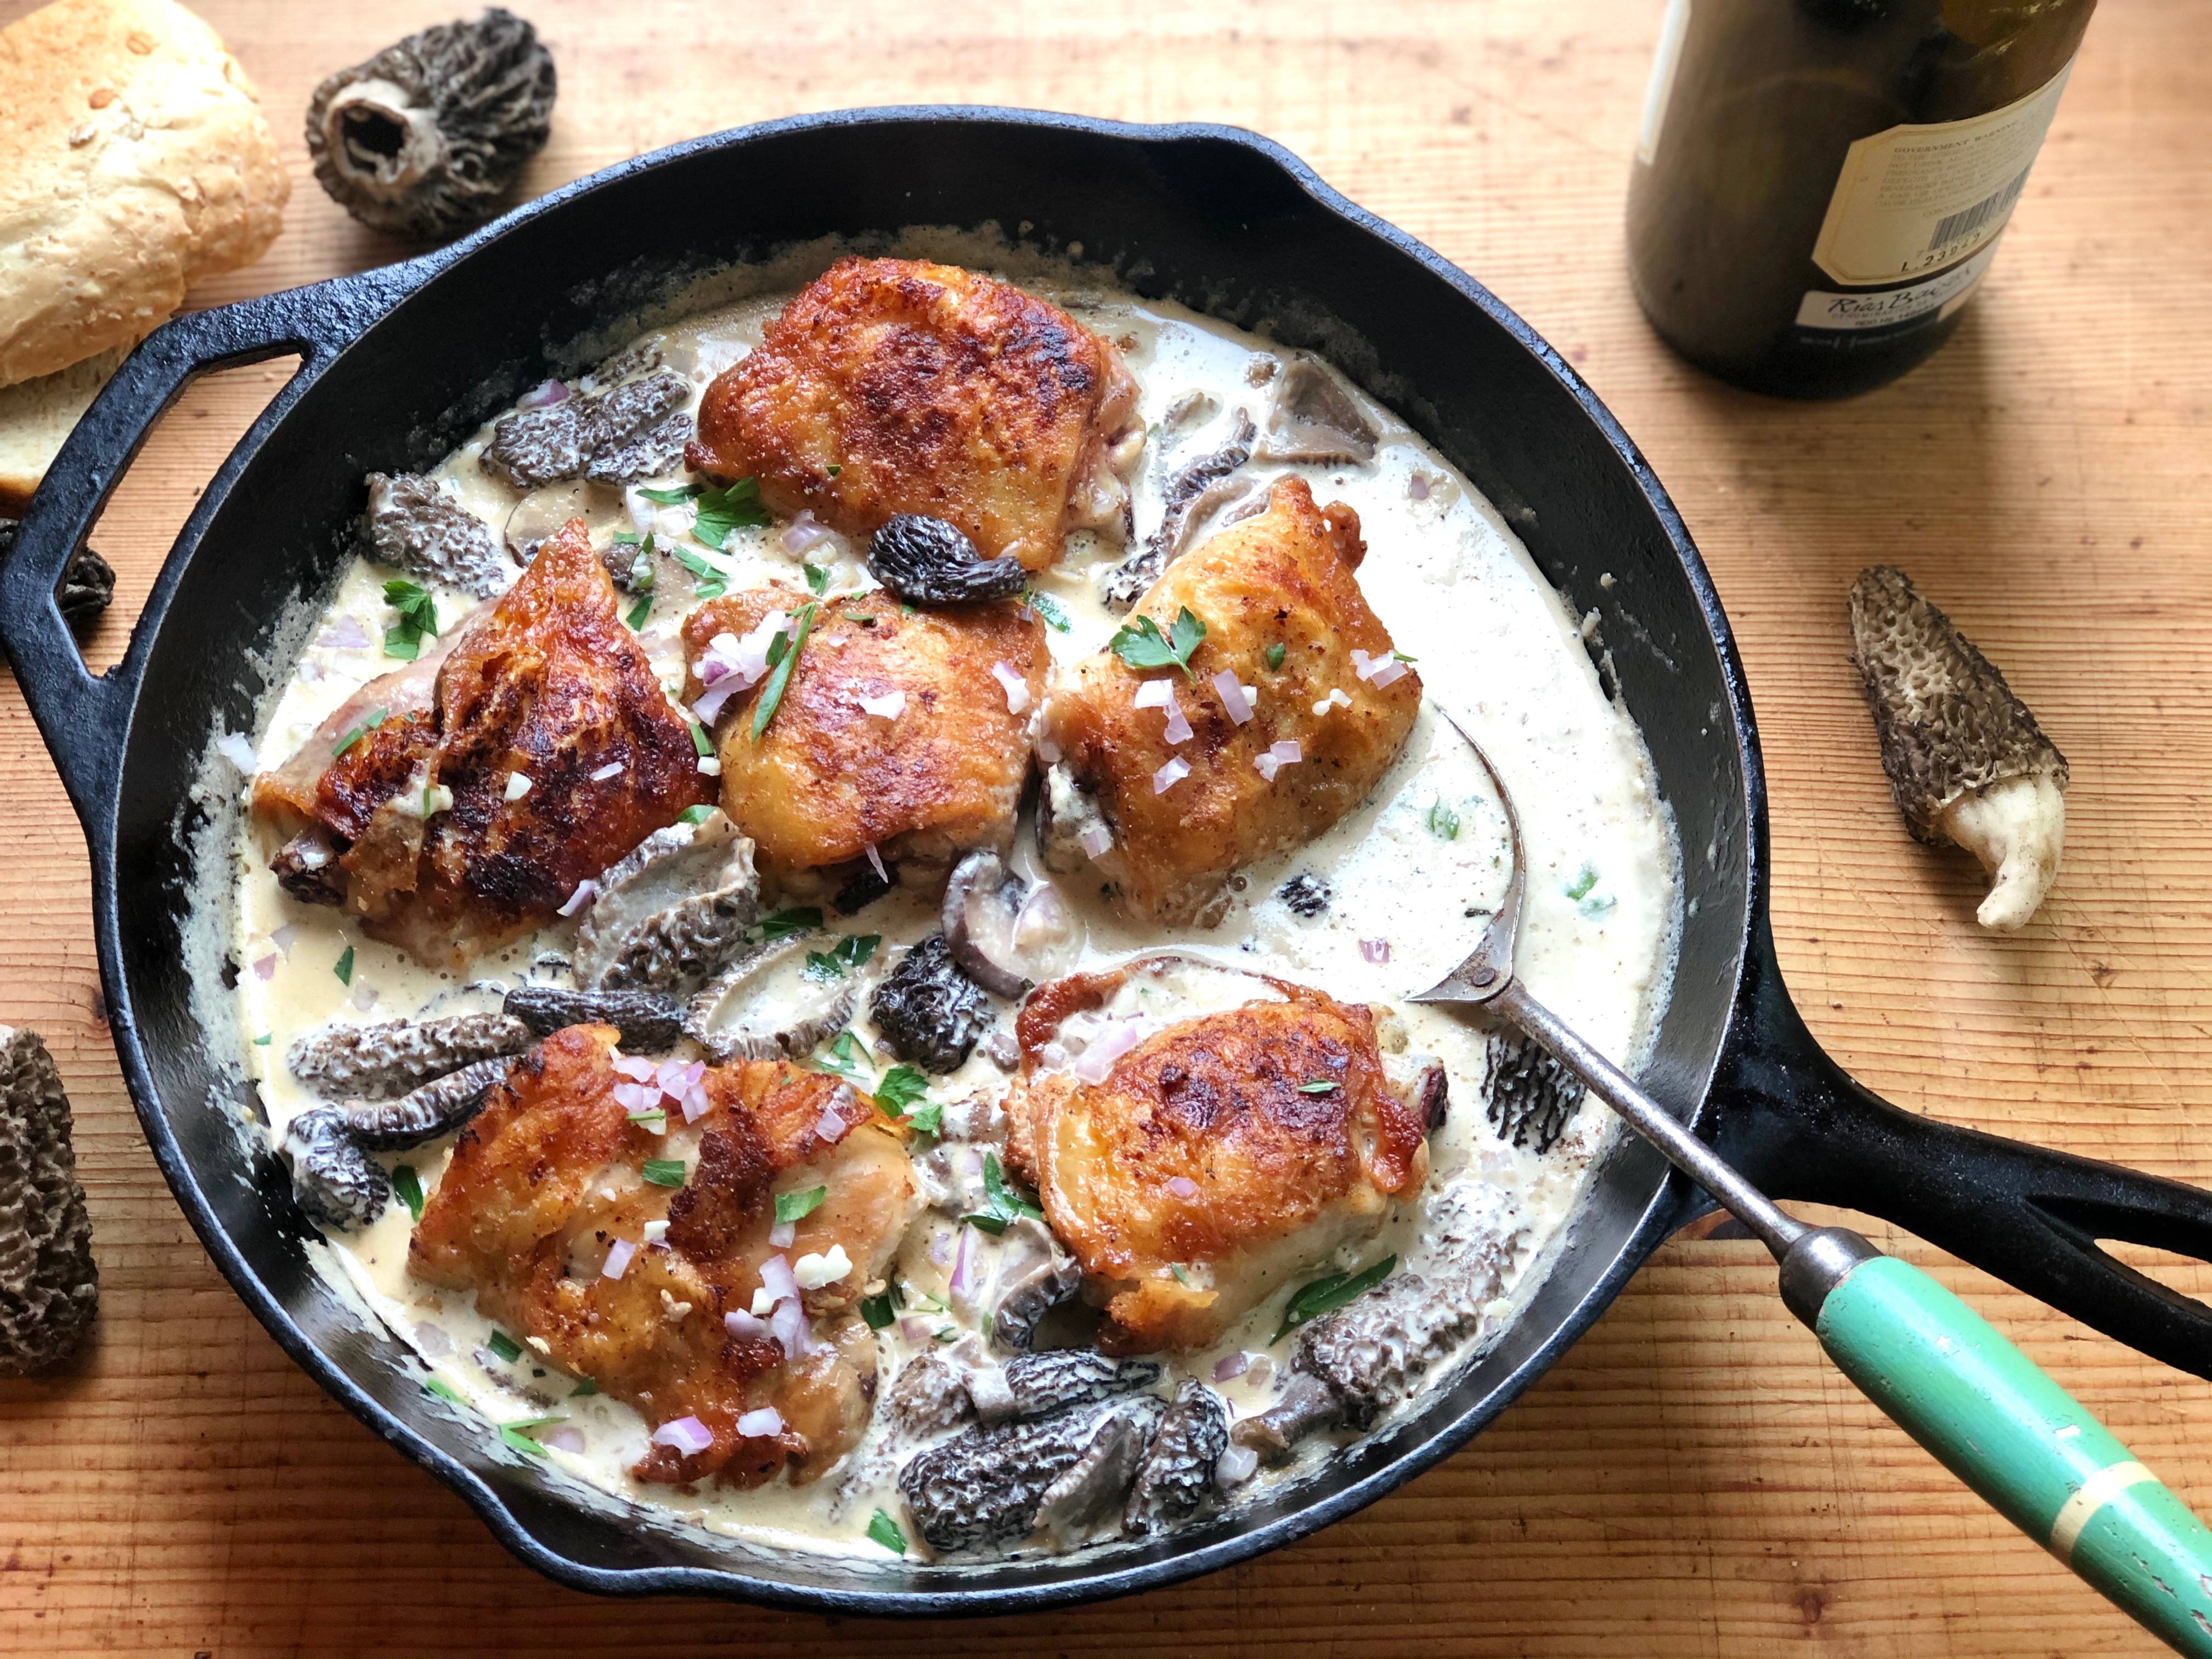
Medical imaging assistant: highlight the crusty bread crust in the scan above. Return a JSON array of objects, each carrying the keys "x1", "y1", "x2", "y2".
[
  {"x1": 0, "y1": 346, "x2": 128, "y2": 516},
  {"x1": 0, "y1": 0, "x2": 288, "y2": 389}
]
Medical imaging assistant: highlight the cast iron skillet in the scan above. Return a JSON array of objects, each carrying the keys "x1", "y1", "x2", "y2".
[{"x1": 4, "y1": 108, "x2": 2211, "y2": 1615}]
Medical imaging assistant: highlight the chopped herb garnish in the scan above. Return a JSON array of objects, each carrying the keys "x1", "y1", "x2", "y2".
[
  {"x1": 383, "y1": 626, "x2": 421, "y2": 661},
  {"x1": 1170, "y1": 1264, "x2": 1192, "y2": 1286},
  {"x1": 332, "y1": 946, "x2": 355, "y2": 985},
  {"x1": 750, "y1": 603, "x2": 817, "y2": 740},
  {"x1": 486, "y1": 1329, "x2": 524, "y2": 1363},
  {"x1": 635, "y1": 482, "x2": 702, "y2": 505},
  {"x1": 866, "y1": 1508, "x2": 907, "y2": 1554},
  {"x1": 1391, "y1": 649, "x2": 1417, "y2": 663},
  {"x1": 625, "y1": 593, "x2": 652, "y2": 630},
  {"x1": 859, "y1": 1280, "x2": 905, "y2": 1329},
  {"x1": 425, "y1": 1376, "x2": 466, "y2": 1404},
  {"x1": 391, "y1": 1164, "x2": 425, "y2": 1222},
  {"x1": 803, "y1": 562, "x2": 830, "y2": 596},
  {"x1": 757, "y1": 906, "x2": 823, "y2": 943},
  {"x1": 688, "y1": 720, "x2": 713, "y2": 757},
  {"x1": 692, "y1": 476, "x2": 771, "y2": 549},
  {"x1": 1274, "y1": 1254, "x2": 1397, "y2": 1341},
  {"x1": 1296, "y1": 1080, "x2": 1340, "y2": 1094},
  {"x1": 498, "y1": 1413, "x2": 566, "y2": 1458},
  {"x1": 640, "y1": 1158, "x2": 687, "y2": 1188},
  {"x1": 382, "y1": 580, "x2": 439, "y2": 659},
  {"x1": 612, "y1": 529, "x2": 641, "y2": 545},
  {"x1": 804, "y1": 950, "x2": 844, "y2": 982},
  {"x1": 813, "y1": 1028, "x2": 872, "y2": 1083},
  {"x1": 1579, "y1": 891, "x2": 1618, "y2": 919},
  {"x1": 1265, "y1": 642, "x2": 1287, "y2": 670},
  {"x1": 569, "y1": 1378, "x2": 599, "y2": 1398},
  {"x1": 873, "y1": 1064, "x2": 930, "y2": 1117},
  {"x1": 963, "y1": 1152, "x2": 1045, "y2": 1236},
  {"x1": 903, "y1": 1099, "x2": 945, "y2": 1137},
  {"x1": 673, "y1": 544, "x2": 727, "y2": 600},
  {"x1": 679, "y1": 804, "x2": 714, "y2": 825},
  {"x1": 1108, "y1": 606, "x2": 1207, "y2": 679},
  {"x1": 826, "y1": 464, "x2": 843, "y2": 478},
  {"x1": 806, "y1": 934, "x2": 881, "y2": 980},
  {"x1": 774, "y1": 1184, "x2": 829, "y2": 1224},
  {"x1": 1427, "y1": 799, "x2": 1460, "y2": 840},
  {"x1": 330, "y1": 707, "x2": 390, "y2": 758},
  {"x1": 842, "y1": 612, "x2": 876, "y2": 624},
  {"x1": 1565, "y1": 861, "x2": 1600, "y2": 901},
  {"x1": 1022, "y1": 588, "x2": 1073, "y2": 632},
  {"x1": 252, "y1": 1032, "x2": 273, "y2": 1046},
  {"x1": 626, "y1": 1108, "x2": 667, "y2": 1128}
]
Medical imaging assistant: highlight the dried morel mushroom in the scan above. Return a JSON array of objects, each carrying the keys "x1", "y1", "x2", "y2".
[
  {"x1": 0, "y1": 1028, "x2": 97, "y2": 1375},
  {"x1": 305, "y1": 9, "x2": 556, "y2": 242},
  {"x1": 1849, "y1": 567, "x2": 2069, "y2": 931},
  {"x1": 0, "y1": 521, "x2": 114, "y2": 635}
]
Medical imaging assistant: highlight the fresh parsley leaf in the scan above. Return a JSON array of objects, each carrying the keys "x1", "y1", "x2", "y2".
[
  {"x1": 625, "y1": 593, "x2": 652, "y2": 630},
  {"x1": 774, "y1": 1185, "x2": 828, "y2": 1224},
  {"x1": 804, "y1": 950, "x2": 844, "y2": 982},
  {"x1": 673, "y1": 544, "x2": 727, "y2": 600},
  {"x1": 330, "y1": 707, "x2": 389, "y2": 758},
  {"x1": 903, "y1": 1099, "x2": 944, "y2": 1137},
  {"x1": 640, "y1": 1158, "x2": 686, "y2": 1188},
  {"x1": 332, "y1": 946, "x2": 355, "y2": 986},
  {"x1": 635, "y1": 482, "x2": 701, "y2": 505},
  {"x1": 1021, "y1": 588, "x2": 1072, "y2": 632},
  {"x1": 425, "y1": 1376, "x2": 466, "y2": 1404},
  {"x1": 252, "y1": 1032, "x2": 272, "y2": 1047},
  {"x1": 1579, "y1": 890, "x2": 1618, "y2": 919},
  {"x1": 1391, "y1": 650, "x2": 1417, "y2": 663},
  {"x1": 1265, "y1": 642, "x2": 1287, "y2": 670},
  {"x1": 1565, "y1": 861, "x2": 1600, "y2": 901},
  {"x1": 835, "y1": 933, "x2": 880, "y2": 969},
  {"x1": 826, "y1": 464, "x2": 843, "y2": 478},
  {"x1": 498, "y1": 1414, "x2": 566, "y2": 1458},
  {"x1": 1170, "y1": 1264, "x2": 1192, "y2": 1286},
  {"x1": 1108, "y1": 607, "x2": 1207, "y2": 679},
  {"x1": 612, "y1": 529, "x2": 642, "y2": 545},
  {"x1": 758, "y1": 906, "x2": 823, "y2": 943},
  {"x1": 859, "y1": 1279, "x2": 905, "y2": 1329},
  {"x1": 964, "y1": 1152, "x2": 1043, "y2": 1234},
  {"x1": 568, "y1": 1378, "x2": 599, "y2": 1397},
  {"x1": 391, "y1": 1163, "x2": 425, "y2": 1222},
  {"x1": 1429, "y1": 799, "x2": 1460, "y2": 840},
  {"x1": 688, "y1": 720, "x2": 713, "y2": 758},
  {"x1": 803, "y1": 562, "x2": 830, "y2": 596},
  {"x1": 866, "y1": 1508, "x2": 907, "y2": 1554},
  {"x1": 679, "y1": 804, "x2": 715, "y2": 826},
  {"x1": 873, "y1": 1064, "x2": 930, "y2": 1116},
  {"x1": 383, "y1": 625, "x2": 421, "y2": 661},
  {"x1": 1274, "y1": 1255, "x2": 1396, "y2": 1341},
  {"x1": 486, "y1": 1329, "x2": 523, "y2": 1364},
  {"x1": 382, "y1": 580, "x2": 439, "y2": 659},
  {"x1": 842, "y1": 612, "x2": 875, "y2": 624},
  {"x1": 1296, "y1": 1080, "x2": 1339, "y2": 1094},
  {"x1": 692, "y1": 477, "x2": 771, "y2": 549},
  {"x1": 751, "y1": 603, "x2": 817, "y2": 740}
]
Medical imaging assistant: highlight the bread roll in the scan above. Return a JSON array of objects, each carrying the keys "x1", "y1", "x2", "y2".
[
  {"x1": 0, "y1": 346, "x2": 129, "y2": 516},
  {"x1": 0, "y1": 0, "x2": 289, "y2": 390}
]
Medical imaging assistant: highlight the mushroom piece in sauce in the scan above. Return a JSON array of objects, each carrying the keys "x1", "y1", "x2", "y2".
[{"x1": 572, "y1": 809, "x2": 759, "y2": 996}]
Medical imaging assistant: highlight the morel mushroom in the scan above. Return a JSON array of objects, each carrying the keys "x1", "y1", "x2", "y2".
[
  {"x1": 0, "y1": 522, "x2": 113, "y2": 636},
  {"x1": 305, "y1": 8, "x2": 557, "y2": 243},
  {"x1": 870, "y1": 934, "x2": 995, "y2": 1074},
  {"x1": 1482, "y1": 1029, "x2": 1582, "y2": 1153},
  {"x1": 0, "y1": 1028, "x2": 96, "y2": 1375},
  {"x1": 503, "y1": 983, "x2": 684, "y2": 1051},
  {"x1": 286, "y1": 1012, "x2": 530, "y2": 1101},
  {"x1": 866, "y1": 515, "x2": 1027, "y2": 607},
  {"x1": 1848, "y1": 567, "x2": 2069, "y2": 931},
  {"x1": 358, "y1": 472, "x2": 512, "y2": 597}
]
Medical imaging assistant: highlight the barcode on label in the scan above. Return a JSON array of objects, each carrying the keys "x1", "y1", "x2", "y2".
[{"x1": 1926, "y1": 165, "x2": 2032, "y2": 253}]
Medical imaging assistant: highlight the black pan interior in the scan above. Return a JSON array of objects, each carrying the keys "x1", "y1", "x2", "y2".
[{"x1": 103, "y1": 110, "x2": 1753, "y2": 1610}]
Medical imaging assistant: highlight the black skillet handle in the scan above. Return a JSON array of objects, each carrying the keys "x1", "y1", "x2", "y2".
[
  {"x1": 1713, "y1": 933, "x2": 2212, "y2": 1381},
  {"x1": 0, "y1": 284, "x2": 364, "y2": 821}
]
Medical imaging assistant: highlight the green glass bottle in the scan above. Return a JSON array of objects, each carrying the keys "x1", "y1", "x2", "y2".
[{"x1": 1627, "y1": 0, "x2": 2095, "y2": 398}]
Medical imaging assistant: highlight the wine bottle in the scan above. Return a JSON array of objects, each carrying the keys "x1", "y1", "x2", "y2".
[{"x1": 1627, "y1": 0, "x2": 2095, "y2": 398}]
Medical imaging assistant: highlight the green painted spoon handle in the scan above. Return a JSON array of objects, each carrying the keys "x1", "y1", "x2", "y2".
[{"x1": 1815, "y1": 1252, "x2": 2212, "y2": 1656}]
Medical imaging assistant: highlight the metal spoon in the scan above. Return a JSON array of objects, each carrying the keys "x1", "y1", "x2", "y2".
[{"x1": 1413, "y1": 707, "x2": 2212, "y2": 1657}]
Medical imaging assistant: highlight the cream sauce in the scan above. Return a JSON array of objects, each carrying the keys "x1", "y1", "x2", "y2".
[{"x1": 221, "y1": 249, "x2": 1680, "y2": 1562}]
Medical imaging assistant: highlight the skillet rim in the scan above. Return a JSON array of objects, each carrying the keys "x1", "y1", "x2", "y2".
[{"x1": 77, "y1": 104, "x2": 1765, "y2": 1614}]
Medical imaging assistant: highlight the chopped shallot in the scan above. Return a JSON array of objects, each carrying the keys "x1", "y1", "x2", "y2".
[
  {"x1": 1166, "y1": 1175, "x2": 1200, "y2": 1200},
  {"x1": 503, "y1": 771, "x2": 533, "y2": 801},
  {"x1": 781, "y1": 511, "x2": 837, "y2": 554},
  {"x1": 991, "y1": 661, "x2": 1031, "y2": 715},
  {"x1": 612, "y1": 1055, "x2": 658, "y2": 1081},
  {"x1": 814, "y1": 1099, "x2": 851, "y2": 1144},
  {"x1": 1074, "y1": 1018, "x2": 1144, "y2": 1084},
  {"x1": 610, "y1": 1081, "x2": 660, "y2": 1114},
  {"x1": 542, "y1": 1426, "x2": 586, "y2": 1456},
  {"x1": 770, "y1": 1296, "x2": 814, "y2": 1358},
  {"x1": 650, "y1": 1415, "x2": 714, "y2": 1455},
  {"x1": 724, "y1": 1308, "x2": 771, "y2": 1341},
  {"x1": 557, "y1": 879, "x2": 599, "y2": 916},
  {"x1": 642, "y1": 1219, "x2": 669, "y2": 1244},
  {"x1": 1359, "y1": 937, "x2": 1391, "y2": 964},
  {"x1": 1036, "y1": 733, "x2": 1062, "y2": 764},
  {"x1": 1254, "y1": 739, "x2": 1304, "y2": 782},
  {"x1": 865, "y1": 842, "x2": 889, "y2": 884},
  {"x1": 857, "y1": 689, "x2": 906, "y2": 720},
  {"x1": 692, "y1": 613, "x2": 788, "y2": 724},
  {"x1": 315, "y1": 616, "x2": 372, "y2": 651},
  {"x1": 1216, "y1": 1444, "x2": 1261, "y2": 1488},
  {"x1": 1152, "y1": 756, "x2": 1190, "y2": 794},
  {"x1": 1211, "y1": 671, "x2": 1254, "y2": 725},
  {"x1": 590, "y1": 760, "x2": 624, "y2": 781},
  {"x1": 794, "y1": 1244, "x2": 852, "y2": 1290},
  {"x1": 252, "y1": 954, "x2": 278, "y2": 981},
  {"x1": 768, "y1": 1220, "x2": 796, "y2": 1249},
  {"x1": 414, "y1": 1321, "x2": 453, "y2": 1358},
  {"x1": 601, "y1": 1238, "x2": 636, "y2": 1280},
  {"x1": 1213, "y1": 1351, "x2": 1250, "y2": 1383},
  {"x1": 1367, "y1": 659, "x2": 1408, "y2": 689},
  {"x1": 735, "y1": 1406, "x2": 787, "y2": 1438},
  {"x1": 949, "y1": 1225, "x2": 978, "y2": 1299},
  {"x1": 1132, "y1": 680, "x2": 1194, "y2": 742},
  {"x1": 215, "y1": 732, "x2": 257, "y2": 772},
  {"x1": 517, "y1": 377, "x2": 568, "y2": 410},
  {"x1": 760, "y1": 1254, "x2": 802, "y2": 1307},
  {"x1": 1078, "y1": 823, "x2": 1113, "y2": 860}
]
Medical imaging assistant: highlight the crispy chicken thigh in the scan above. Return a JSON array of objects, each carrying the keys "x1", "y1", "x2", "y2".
[
  {"x1": 253, "y1": 521, "x2": 713, "y2": 969},
  {"x1": 681, "y1": 587, "x2": 1047, "y2": 881},
  {"x1": 411, "y1": 1024, "x2": 920, "y2": 1487},
  {"x1": 1040, "y1": 477, "x2": 1421, "y2": 925},
  {"x1": 687, "y1": 257, "x2": 1141, "y2": 570},
  {"x1": 1005, "y1": 964, "x2": 1437, "y2": 1356}
]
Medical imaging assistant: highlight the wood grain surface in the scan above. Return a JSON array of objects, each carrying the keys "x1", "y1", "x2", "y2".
[{"x1": 3, "y1": 1, "x2": 2209, "y2": 1654}]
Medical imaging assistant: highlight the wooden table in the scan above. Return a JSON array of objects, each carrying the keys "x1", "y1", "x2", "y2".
[{"x1": 4, "y1": 1, "x2": 2208, "y2": 1652}]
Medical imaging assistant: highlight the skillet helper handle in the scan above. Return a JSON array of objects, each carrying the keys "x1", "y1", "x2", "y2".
[
  {"x1": 0, "y1": 287, "x2": 338, "y2": 819},
  {"x1": 1798, "y1": 1237, "x2": 2212, "y2": 1657}
]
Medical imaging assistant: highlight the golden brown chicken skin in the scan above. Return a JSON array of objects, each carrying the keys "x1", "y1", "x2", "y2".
[
  {"x1": 411, "y1": 1024, "x2": 920, "y2": 1488},
  {"x1": 681, "y1": 587, "x2": 1047, "y2": 881},
  {"x1": 1040, "y1": 477, "x2": 1421, "y2": 926},
  {"x1": 1005, "y1": 963, "x2": 1434, "y2": 1356},
  {"x1": 686, "y1": 257, "x2": 1141, "y2": 570},
  {"x1": 252, "y1": 521, "x2": 713, "y2": 969}
]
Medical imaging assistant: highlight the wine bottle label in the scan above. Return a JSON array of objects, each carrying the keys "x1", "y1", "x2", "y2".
[
  {"x1": 1810, "y1": 61, "x2": 2075, "y2": 287},
  {"x1": 1793, "y1": 242, "x2": 1997, "y2": 343}
]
